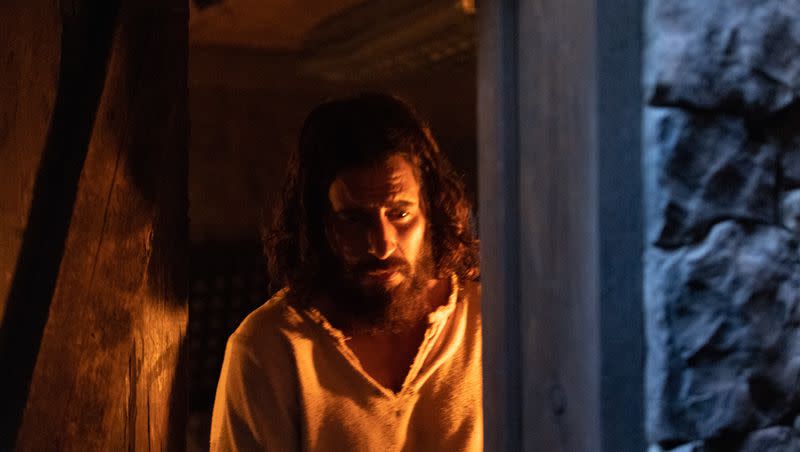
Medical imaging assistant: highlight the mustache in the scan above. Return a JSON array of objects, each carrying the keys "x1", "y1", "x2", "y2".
[{"x1": 351, "y1": 258, "x2": 410, "y2": 275}]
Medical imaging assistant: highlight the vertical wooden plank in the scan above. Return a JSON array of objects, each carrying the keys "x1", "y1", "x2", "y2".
[
  {"x1": 1, "y1": 1, "x2": 123, "y2": 447},
  {"x1": 479, "y1": 0, "x2": 603, "y2": 450},
  {"x1": 0, "y1": 2, "x2": 61, "y2": 328},
  {"x1": 0, "y1": 1, "x2": 188, "y2": 450},
  {"x1": 477, "y1": 0, "x2": 522, "y2": 451},
  {"x1": 517, "y1": 0, "x2": 600, "y2": 450}
]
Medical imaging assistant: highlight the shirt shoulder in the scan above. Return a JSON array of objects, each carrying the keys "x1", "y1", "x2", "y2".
[
  {"x1": 461, "y1": 279, "x2": 480, "y2": 296},
  {"x1": 211, "y1": 290, "x2": 303, "y2": 451},
  {"x1": 227, "y1": 288, "x2": 306, "y2": 353},
  {"x1": 459, "y1": 279, "x2": 481, "y2": 310}
]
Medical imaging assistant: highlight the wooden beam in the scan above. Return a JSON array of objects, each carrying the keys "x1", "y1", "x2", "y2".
[
  {"x1": 477, "y1": 0, "x2": 522, "y2": 450},
  {"x1": 0, "y1": 1, "x2": 189, "y2": 450},
  {"x1": 479, "y1": 0, "x2": 605, "y2": 449},
  {"x1": 1, "y1": 1, "x2": 122, "y2": 445}
]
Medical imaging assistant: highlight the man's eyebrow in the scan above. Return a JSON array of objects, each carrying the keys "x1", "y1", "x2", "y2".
[
  {"x1": 333, "y1": 200, "x2": 416, "y2": 213},
  {"x1": 386, "y1": 200, "x2": 415, "y2": 208}
]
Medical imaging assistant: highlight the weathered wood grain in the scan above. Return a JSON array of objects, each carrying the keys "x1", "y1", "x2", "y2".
[
  {"x1": 477, "y1": 1, "x2": 522, "y2": 450},
  {"x1": 516, "y1": 0, "x2": 601, "y2": 449},
  {"x1": 0, "y1": 2, "x2": 61, "y2": 327},
  {"x1": 479, "y1": 0, "x2": 603, "y2": 450},
  {"x1": 1, "y1": 1, "x2": 188, "y2": 450},
  {"x1": 1, "y1": 1, "x2": 122, "y2": 446}
]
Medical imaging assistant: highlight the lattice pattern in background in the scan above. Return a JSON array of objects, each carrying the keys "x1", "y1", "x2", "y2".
[{"x1": 187, "y1": 241, "x2": 272, "y2": 411}]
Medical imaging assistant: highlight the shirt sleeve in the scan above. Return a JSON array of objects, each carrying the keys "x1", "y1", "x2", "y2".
[{"x1": 210, "y1": 336, "x2": 300, "y2": 452}]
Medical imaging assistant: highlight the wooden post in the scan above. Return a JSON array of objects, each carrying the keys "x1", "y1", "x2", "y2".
[
  {"x1": 477, "y1": 1, "x2": 523, "y2": 450},
  {"x1": 0, "y1": 1, "x2": 188, "y2": 450},
  {"x1": 479, "y1": 0, "x2": 644, "y2": 450}
]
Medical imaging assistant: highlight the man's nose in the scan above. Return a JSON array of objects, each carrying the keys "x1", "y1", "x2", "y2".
[{"x1": 367, "y1": 217, "x2": 397, "y2": 260}]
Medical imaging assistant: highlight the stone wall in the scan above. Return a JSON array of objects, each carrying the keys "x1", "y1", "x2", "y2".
[{"x1": 644, "y1": 1, "x2": 800, "y2": 451}]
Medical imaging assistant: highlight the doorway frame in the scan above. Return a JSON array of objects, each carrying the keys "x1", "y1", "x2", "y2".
[{"x1": 477, "y1": 1, "x2": 644, "y2": 450}]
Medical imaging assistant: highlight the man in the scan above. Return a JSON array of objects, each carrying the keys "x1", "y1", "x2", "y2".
[{"x1": 210, "y1": 93, "x2": 482, "y2": 451}]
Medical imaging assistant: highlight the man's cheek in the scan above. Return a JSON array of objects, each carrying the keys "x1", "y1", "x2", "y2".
[
  {"x1": 337, "y1": 244, "x2": 362, "y2": 266},
  {"x1": 330, "y1": 229, "x2": 358, "y2": 260}
]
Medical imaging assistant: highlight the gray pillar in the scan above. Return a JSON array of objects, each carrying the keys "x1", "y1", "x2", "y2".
[{"x1": 479, "y1": 0, "x2": 644, "y2": 450}]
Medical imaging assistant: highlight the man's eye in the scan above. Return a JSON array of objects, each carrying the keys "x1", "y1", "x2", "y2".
[{"x1": 388, "y1": 210, "x2": 410, "y2": 220}]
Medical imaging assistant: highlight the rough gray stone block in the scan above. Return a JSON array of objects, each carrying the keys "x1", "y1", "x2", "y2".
[
  {"x1": 644, "y1": 108, "x2": 777, "y2": 247},
  {"x1": 782, "y1": 190, "x2": 800, "y2": 233},
  {"x1": 645, "y1": 221, "x2": 800, "y2": 444},
  {"x1": 645, "y1": 0, "x2": 800, "y2": 117},
  {"x1": 648, "y1": 442, "x2": 706, "y2": 452},
  {"x1": 739, "y1": 426, "x2": 800, "y2": 452}
]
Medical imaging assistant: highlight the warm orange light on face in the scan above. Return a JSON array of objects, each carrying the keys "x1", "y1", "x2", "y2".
[{"x1": 326, "y1": 155, "x2": 428, "y2": 288}]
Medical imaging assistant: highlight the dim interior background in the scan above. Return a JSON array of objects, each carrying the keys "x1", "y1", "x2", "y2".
[{"x1": 186, "y1": 1, "x2": 477, "y2": 448}]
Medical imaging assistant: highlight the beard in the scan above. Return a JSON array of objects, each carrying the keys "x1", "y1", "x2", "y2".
[{"x1": 328, "y1": 247, "x2": 434, "y2": 334}]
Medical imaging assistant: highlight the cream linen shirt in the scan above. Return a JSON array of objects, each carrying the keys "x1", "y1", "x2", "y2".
[{"x1": 209, "y1": 276, "x2": 482, "y2": 451}]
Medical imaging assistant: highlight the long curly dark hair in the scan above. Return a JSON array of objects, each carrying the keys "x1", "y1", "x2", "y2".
[{"x1": 264, "y1": 93, "x2": 479, "y2": 297}]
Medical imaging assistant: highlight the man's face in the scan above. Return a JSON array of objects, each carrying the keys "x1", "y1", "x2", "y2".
[{"x1": 325, "y1": 154, "x2": 433, "y2": 330}]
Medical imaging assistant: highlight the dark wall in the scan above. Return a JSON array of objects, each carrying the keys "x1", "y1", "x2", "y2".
[{"x1": 188, "y1": 47, "x2": 477, "y2": 243}]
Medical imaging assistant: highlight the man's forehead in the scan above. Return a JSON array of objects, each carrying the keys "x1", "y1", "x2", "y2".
[{"x1": 329, "y1": 155, "x2": 420, "y2": 207}]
